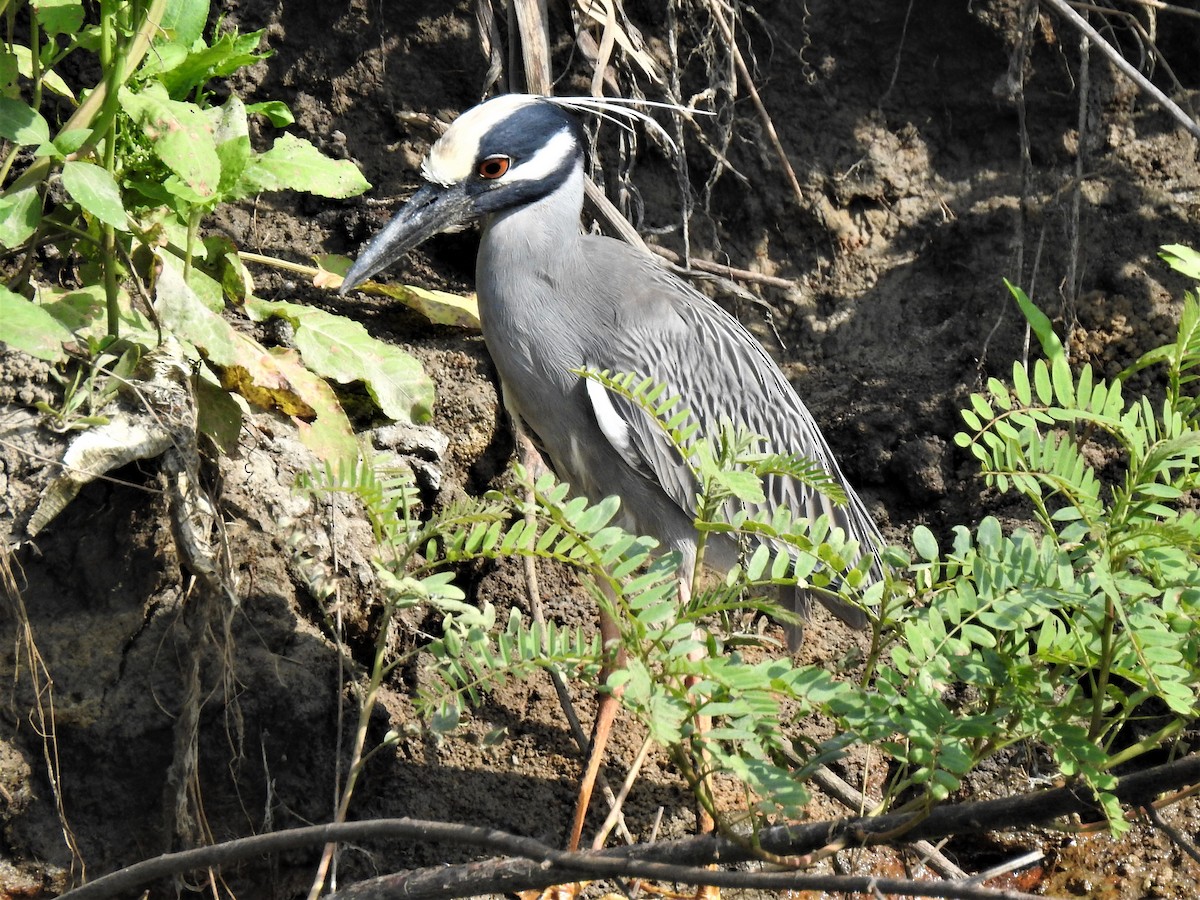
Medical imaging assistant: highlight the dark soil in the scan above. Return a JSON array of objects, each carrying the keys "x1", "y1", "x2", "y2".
[{"x1": 3, "y1": 1, "x2": 1199, "y2": 897}]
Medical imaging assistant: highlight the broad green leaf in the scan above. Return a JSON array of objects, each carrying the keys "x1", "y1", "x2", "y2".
[
  {"x1": 1161, "y1": 244, "x2": 1200, "y2": 281},
  {"x1": 157, "y1": 29, "x2": 268, "y2": 100},
  {"x1": 61, "y1": 160, "x2": 128, "y2": 230},
  {"x1": 239, "y1": 133, "x2": 370, "y2": 199},
  {"x1": 247, "y1": 100, "x2": 294, "y2": 126},
  {"x1": 158, "y1": 0, "x2": 210, "y2": 46},
  {"x1": 711, "y1": 468, "x2": 765, "y2": 504},
  {"x1": 0, "y1": 49, "x2": 16, "y2": 89},
  {"x1": 0, "y1": 287, "x2": 73, "y2": 362},
  {"x1": 245, "y1": 297, "x2": 434, "y2": 424},
  {"x1": 211, "y1": 95, "x2": 252, "y2": 197},
  {"x1": 32, "y1": 0, "x2": 83, "y2": 37},
  {"x1": 0, "y1": 185, "x2": 41, "y2": 249},
  {"x1": 0, "y1": 97, "x2": 50, "y2": 146},
  {"x1": 119, "y1": 85, "x2": 220, "y2": 198},
  {"x1": 911, "y1": 525, "x2": 938, "y2": 561},
  {"x1": 12, "y1": 45, "x2": 74, "y2": 100}
]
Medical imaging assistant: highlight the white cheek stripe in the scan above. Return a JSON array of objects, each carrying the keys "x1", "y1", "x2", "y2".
[
  {"x1": 423, "y1": 123, "x2": 575, "y2": 187},
  {"x1": 504, "y1": 128, "x2": 576, "y2": 182}
]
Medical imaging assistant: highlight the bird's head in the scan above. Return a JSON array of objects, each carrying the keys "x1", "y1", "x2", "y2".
[{"x1": 339, "y1": 94, "x2": 584, "y2": 294}]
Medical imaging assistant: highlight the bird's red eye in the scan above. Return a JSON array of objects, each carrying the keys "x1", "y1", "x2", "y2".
[{"x1": 477, "y1": 155, "x2": 510, "y2": 179}]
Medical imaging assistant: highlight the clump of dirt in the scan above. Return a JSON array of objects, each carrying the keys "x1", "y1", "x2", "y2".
[{"x1": 3, "y1": 0, "x2": 1199, "y2": 897}]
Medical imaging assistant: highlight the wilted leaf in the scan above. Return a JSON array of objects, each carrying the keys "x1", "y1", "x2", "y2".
[
  {"x1": 321, "y1": 255, "x2": 481, "y2": 329},
  {"x1": 154, "y1": 258, "x2": 308, "y2": 414},
  {"x1": 27, "y1": 414, "x2": 174, "y2": 536},
  {"x1": 269, "y1": 347, "x2": 359, "y2": 464},
  {"x1": 194, "y1": 371, "x2": 243, "y2": 454}
]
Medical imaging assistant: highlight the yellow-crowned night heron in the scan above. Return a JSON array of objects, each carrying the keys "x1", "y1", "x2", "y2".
[{"x1": 340, "y1": 93, "x2": 883, "y2": 848}]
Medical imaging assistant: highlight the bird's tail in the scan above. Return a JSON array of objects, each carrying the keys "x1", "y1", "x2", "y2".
[{"x1": 782, "y1": 583, "x2": 868, "y2": 652}]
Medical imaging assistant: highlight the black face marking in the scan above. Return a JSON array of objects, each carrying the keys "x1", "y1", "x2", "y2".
[{"x1": 477, "y1": 100, "x2": 584, "y2": 164}]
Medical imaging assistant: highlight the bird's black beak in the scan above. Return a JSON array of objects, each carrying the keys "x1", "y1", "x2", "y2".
[{"x1": 339, "y1": 181, "x2": 474, "y2": 295}]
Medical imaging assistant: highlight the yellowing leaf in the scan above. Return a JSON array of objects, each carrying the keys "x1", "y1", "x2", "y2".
[
  {"x1": 319, "y1": 255, "x2": 480, "y2": 328},
  {"x1": 154, "y1": 257, "x2": 307, "y2": 414},
  {"x1": 246, "y1": 297, "x2": 434, "y2": 424},
  {"x1": 269, "y1": 347, "x2": 359, "y2": 464}
]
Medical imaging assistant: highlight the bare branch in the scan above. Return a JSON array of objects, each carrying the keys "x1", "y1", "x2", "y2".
[
  {"x1": 60, "y1": 754, "x2": 1200, "y2": 900},
  {"x1": 1047, "y1": 0, "x2": 1200, "y2": 138}
]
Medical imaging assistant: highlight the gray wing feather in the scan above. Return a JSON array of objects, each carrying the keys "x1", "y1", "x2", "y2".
[{"x1": 579, "y1": 241, "x2": 880, "y2": 639}]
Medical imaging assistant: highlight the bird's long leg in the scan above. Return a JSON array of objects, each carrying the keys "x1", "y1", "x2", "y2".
[{"x1": 566, "y1": 588, "x2": 625, "y2": 852}]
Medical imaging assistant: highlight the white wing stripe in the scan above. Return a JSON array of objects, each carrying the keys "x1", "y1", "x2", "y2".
[{"x1": 585, "y1": 377, "x2": 644, "y2": 473}]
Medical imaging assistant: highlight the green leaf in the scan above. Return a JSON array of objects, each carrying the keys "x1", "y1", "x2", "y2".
[
  {"x1": 11, "y1": 45, "x2": 74, "y2": 101},
  {"x1": 712, "y1": 468, "x2": 765, "y2": 504},
  {"x1": 1033, "y1": 360, "x2": 1052, "y2": 405},
  {"x1": 1012, "y1": 360, "x2": 1032, "y2": 406},
  {"x1": 61, "y1": 160, "x2": 128, "y2": 230},
  {"x1": 0, "y1": 97, "x2": 50, "y2": 146},
  {"x1": 239, "y1": 133, "x2": 370, "y2": 199},
  {"x1": 1008, "y1": 280, "x2": 1065, "y2": 361},
  {"x1": 246, "y1": 100, "x2": 294, "y2": 127},
  {"x1": 119, "y1": 85, "x2": 221, "y2": 199},
  {"x1": 1160, "y1": 244, "x2": 1200, "y2": 281},
  {"x1": 245, "y1": 297, "x2": 434, "y2": 424},
  {"x1": 32, "y1": 0, "x2": 83, "y2": 37},
  {"x1": 912, "y1": 525, "x2": 938, "y2": 561},
  {"x1": 211, "y1": 95, "x2": 252, "y2": 196},
  {"x1": 156, "y1": 28, "x2": 268, "y2": 100},
  {"x1": 0, "y1": 287, "x2": 74, "y2": 362},
  {"x1": 158, "y1": 0, "x2": 210, "y2": 46},
  {"x1": 0, "y1": 185, "x2": 41, "y2": 250}
]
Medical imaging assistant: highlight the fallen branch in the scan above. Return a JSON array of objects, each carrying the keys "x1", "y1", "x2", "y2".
[{"x1": 60, "y1": 754, "x2": 1200, "y2": 900}]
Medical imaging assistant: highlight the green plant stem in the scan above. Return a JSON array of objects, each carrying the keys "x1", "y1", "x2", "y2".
[
  {"x1": 1104, "y1": 719, "x2": 1186, "y2": 770},
  {"x1": 183, "y1": 206, "x2": 201, "y2": 281},
  {"x1": 4, "y1": 0, "x2": 168, "y2": 197},
  {"x1": 98, "y1": 1, "x2": 124, "y2": 335},
  {"x1": 1089, "y1": 593, "x2": 1117, "y2": 741}
]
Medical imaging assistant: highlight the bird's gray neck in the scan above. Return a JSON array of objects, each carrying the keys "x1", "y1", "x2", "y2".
[{"x1": 476, "y1": 163, "x2": 585, "y2": 318}]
